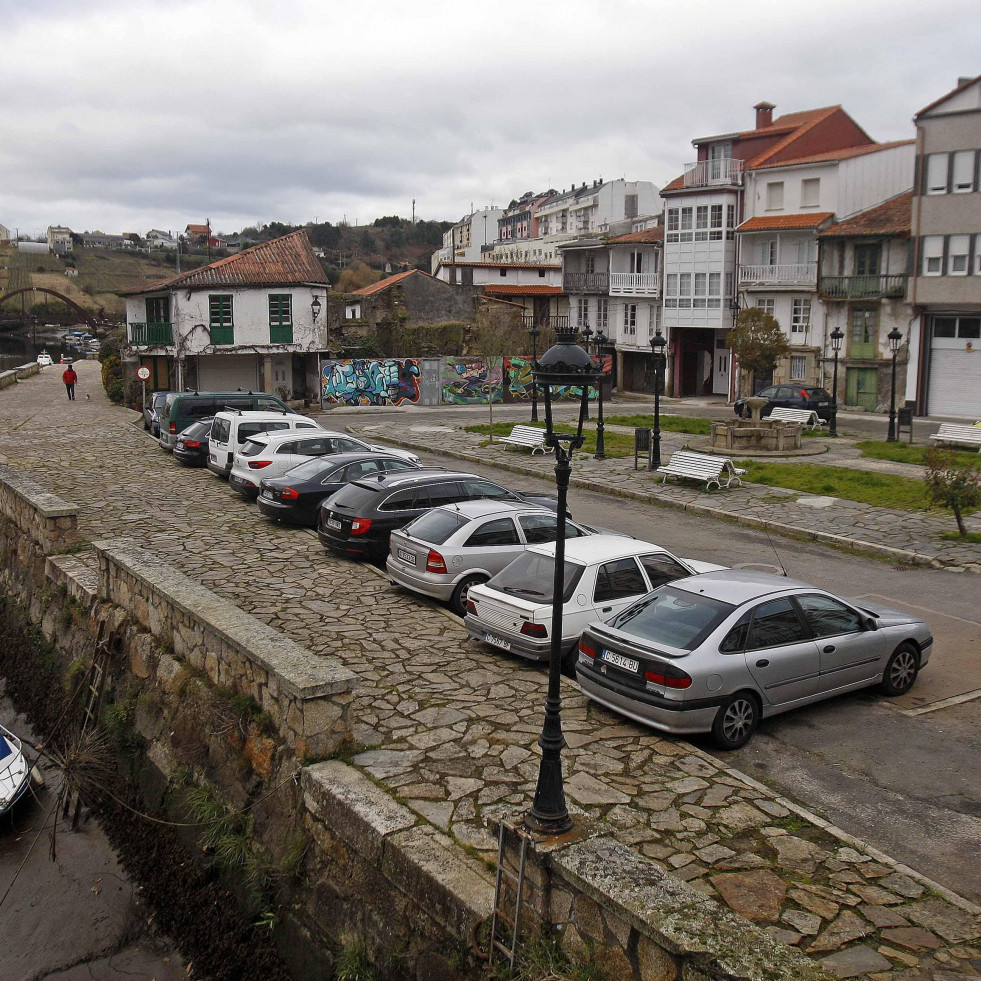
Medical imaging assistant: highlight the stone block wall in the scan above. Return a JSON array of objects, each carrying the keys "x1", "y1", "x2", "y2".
[{"x1": 0, "y1": 464, "x2": 79, "y2": 555}]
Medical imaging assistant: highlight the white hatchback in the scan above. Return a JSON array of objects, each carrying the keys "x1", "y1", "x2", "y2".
[{"x1": 207, "y1": 410, "x2": 324, "y2": 478}]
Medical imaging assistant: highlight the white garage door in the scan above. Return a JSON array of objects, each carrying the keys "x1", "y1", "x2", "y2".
[
  {"x1": 929, "y1": 349, "x2": 981, "y2": 418},
  {"x1": 196, "y1": 355, "x2": 260, "y2": 392}
]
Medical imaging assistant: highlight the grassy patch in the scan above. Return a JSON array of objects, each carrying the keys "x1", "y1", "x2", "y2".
[
  {"x1": 464, "y1": 423, "x2": 639, "y2": 458},
  {"x1": 940, "y1": 531, "x2": 981, "y2": 543},
  {"x1": 604, "y1": 413, "x2": 712, "y2": 435},
  {"x1": 857, "y1": 440, "x2": 981, "y2": 467}
]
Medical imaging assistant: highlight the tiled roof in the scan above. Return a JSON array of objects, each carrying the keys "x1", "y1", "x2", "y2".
[
  {"x1": 118, "y1": 230, "x2": 326, "y2": 295},
  {"x1": 483, "y1": 285, "x2": 562, "y2": 296},
  {"x1": 439, "y1": 260, "x2": 561, "y2": 270},
  {"x1": 185, "y1": 224, "x2": 210, "y2": 234},
  {"x1": 751, "y1": 140, "x2": 914, "y2": 170},
  {"x1": 607, "y1": 227, "x2": 664, "y2": 245},
  {"x1": 737, "y1": 212, "x2": 835, "y2": 233},
  {"x1": 819, "y1": 192, "x2": 912, "y2": 238},
  {"x1": 353, "y1": 269, "x2": 430, "y2": 296}
]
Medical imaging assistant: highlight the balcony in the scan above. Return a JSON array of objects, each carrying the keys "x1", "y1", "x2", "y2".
[
  {"x1": 738, "y1": 263, "x2": 817, "y2": 289},
  {"x1": 818, "y1": 274, "x2": 908, "y2": 300},
  {"x1": 563, "y1": 272, "x2": 609, "y2": 294},
  {"x1": 609, "y1": 272, "x2": 661, "y2": 296},
  {"x1": 128, "y1": 321, "x2": 173, "y2": 345},
  {"x1": 521, "y1": 315, "x2": 570, "y2": 331},
  {"x1": 683, "y1": 158, "x2": 744, "y2": 188}
]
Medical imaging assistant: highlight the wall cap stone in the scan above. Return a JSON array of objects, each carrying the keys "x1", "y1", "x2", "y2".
[
  {"x1": 0, "y1": 463, "x2": 79, "y2": 520},
  {"x1": 45, "y1": 553, "x2": 99, "y2": 607}
]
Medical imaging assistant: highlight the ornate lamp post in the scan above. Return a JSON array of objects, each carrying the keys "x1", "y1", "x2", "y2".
[
  {"x1": 526, "y1": 331, "x2": 599, "y2": 837},
  {"x1": 528, "y1": 324, "x2": 541, "y2": 422},
  {"x1": 728, "y1": 299, "x2": 741, "y2": 399},
  {"x1": 593, "y1": 330, "x2": 607, "y2": 460},
  {"x1": 648, "y1": 329, "x2": 667, "y2": 471},
  {"x1": 886, "y1": 326, "x2": 903, "y2": 442},
  {"x1": 580, "y1": 323, "x2": 593, "y2": 421},
  {"x1": 828, "y1": 326, "x2": 843, "y2": 437}
]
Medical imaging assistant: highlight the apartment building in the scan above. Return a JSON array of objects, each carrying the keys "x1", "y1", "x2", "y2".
[
  {"x1": 46, "y1": 226, "x2": 73, "y2": 254},
  {"x1": 431, "y1": 207, "x2": 504, "y2": 270},
  {"x1": 909, "y1": 75, "x2": 981, "y2": 419}
]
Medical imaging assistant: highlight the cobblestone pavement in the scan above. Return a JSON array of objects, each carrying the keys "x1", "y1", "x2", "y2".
[
  {"x1": 1, "y1": 363, "x2": 979, "y2": 980},
  {"x1": 344, "y1": 420, "x2": 981, "y2": 573}
]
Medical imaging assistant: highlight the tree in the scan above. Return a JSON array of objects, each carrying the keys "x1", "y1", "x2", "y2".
[
  {"x1": 468, "y1": 302, "x2": 524, "y2": 440},
  {"x1": 726, "y1": 307, "x2": 791, "y2": 392},
  {"x1": 335, "y1": 261, "x2": 382, "y2": 292},
  {"x1": 924, "y1": 448, "x2": 981, "y2": 538}
]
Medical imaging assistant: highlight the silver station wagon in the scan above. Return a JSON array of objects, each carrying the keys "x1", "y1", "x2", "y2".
[
  {"x1": 576, "y1": 570, "x2": 933, "y2": 750},
  {"x1": 387, "y1": 500, "x2": 595, "y2": 616}
]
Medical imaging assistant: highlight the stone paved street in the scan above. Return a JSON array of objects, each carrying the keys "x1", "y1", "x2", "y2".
[{"x1": 2, "y1": 361, "x2": 979, "y2": 980}]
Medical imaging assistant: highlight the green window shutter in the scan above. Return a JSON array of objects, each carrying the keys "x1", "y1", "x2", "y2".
[{"x1": 269, "y1": 294, "x2": 293, "y2": 343}]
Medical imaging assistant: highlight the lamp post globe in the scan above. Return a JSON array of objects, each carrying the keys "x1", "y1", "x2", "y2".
[
  {"x1": 649, "y1": 329, "x2": 667, "y2": 471},
  {"x1": 829, "y1": 326, "x2": 844, "y2": 438},
  {"x1": 886, "y1": 327, "x2": 903, "y2": 442},
  {"x1": 526, "y1": 331, "x2": 599, "y2": 837},
  {"x1": 528, "y1": 325, "x2": 541, "y2": 423}
]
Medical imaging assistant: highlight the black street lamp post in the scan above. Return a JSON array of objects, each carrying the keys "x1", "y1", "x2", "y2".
[
  {"x1": 526, "y1": 331, "x2": 599, "y2": 837},
  {"x1": 593, "y1": 330, "x2": 607, "y2": 460},
  {"x1": 648, "y1": 329, "x2": 667, "y2": 471},
  {"x1": 528, "y1": 325, "x2": 541, "y2": 422},
  {"x1": 580, "y1": 324, "x2": 593, "y2": 421},
  {"x1": 886, "y1": 326, "x2": 903, "y2": 442},
  {"x1": 828, "y1": 327, "x2": 843, "y2": 437}
]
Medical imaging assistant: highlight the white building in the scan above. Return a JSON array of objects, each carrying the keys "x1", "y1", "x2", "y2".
[
  {"x1": 146, "y1": 229, "x2": 178, "y2": 250},
  {"x1": 431, "y1": 207, "x2": 503, "y2": 270},
  {"x1": 46, "y1": 226, "x2": 73, "y2": 254}
]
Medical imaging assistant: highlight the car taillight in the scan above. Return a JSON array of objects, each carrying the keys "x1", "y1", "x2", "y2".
[
  {"x1": 426, "y1": 550, "x2": 446, "y2": 573},
  {"x1": 169, "y1": 422, "x2": 176, "y2": 433},
  {"x1": 183, "y1": 439, "x2": 201, "y2": 448},
  {"x1": 466, "y1": 599, "x2": 477, "y2": 616},
  {"x1": 521, "y1": 622, "x2": 548, "y2": 638},
  {"x1": 280, "y1": 487, "x2": 299, "y2": 501},
  {"x1": 644, "y1": 665, "x2": 693, "y2": 689},
  {"x1": 351, "y1": 518, "x2": 372, "y2": 535},
  {"x1": 579, "y1": 641, "x2": 596, "y2": 658},
  {"x1": 248, "y1": 460, "x2": 272, "y2": 469}
]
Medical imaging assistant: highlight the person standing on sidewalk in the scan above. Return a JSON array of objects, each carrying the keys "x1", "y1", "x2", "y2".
[{"x1": 62, "y1": 365, "x2": 78, "y2": 400}]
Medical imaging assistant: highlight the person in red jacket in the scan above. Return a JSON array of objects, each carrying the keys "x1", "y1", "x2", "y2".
[{"x1": 62, "y1": 365, "x2": 78, "y2": 400}]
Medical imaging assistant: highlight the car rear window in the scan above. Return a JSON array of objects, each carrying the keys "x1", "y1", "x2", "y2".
[
  {"x1": 183, "y1": 419, "x2": 214, "y2": 439},
  {"x1": 609, "y1": 585, "x2": 734, "y2": 651},
  {"x1": 183, "y1": 399, "x2": 213, "y2": 419},
  {"x1": 212, "y1": 417, "x2": 231, "y2": 443},
  {"x1": 803, "y1": 388, "x2": 830, "y2": 399},
  {"x1": 239, "y1": 439, "x2": 270, "y2": 458},
  {"x1": 239, "y1": 421, "x2": 289, "y2": 441},
  {"x1": 488, "y1": 551, "x2": 585, "y2": 603},
  {"x1": 327, "y1": 481, "x2": 383, "y2": 511},
  {"x1": 403, "y1": 509, "x2": 470, "y2": 544}
]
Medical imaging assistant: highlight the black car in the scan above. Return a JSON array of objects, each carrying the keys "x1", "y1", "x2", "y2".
[
  {"x1": 318, "y1": 470, "x2": 563, "y2": 561},
  {"x1": 173, "y1": 417, "x2": 215, "y2": 467},
  {"x1": 257, "y1": 452, "x2": 421, "y2": 527},
  {"x1": 734, "y1": 385, "x2": 833, "y2": 421}
]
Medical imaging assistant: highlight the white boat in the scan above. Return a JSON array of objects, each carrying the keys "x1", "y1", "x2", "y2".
[{"x1": 0, "y1": 722, "x2": 39, "y2": 815}]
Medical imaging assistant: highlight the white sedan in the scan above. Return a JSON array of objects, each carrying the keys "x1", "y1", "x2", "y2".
[{"x1": 464, "y1": 535, "x2": 725, "y2": 672}]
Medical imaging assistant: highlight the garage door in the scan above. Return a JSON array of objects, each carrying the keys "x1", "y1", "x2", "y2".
[
  {"x1": 929, "y1": 349, "x2": 981, "y2": 418},
  {"x1": 196, "y1": 355, "x2": 260, "y2": 392}
]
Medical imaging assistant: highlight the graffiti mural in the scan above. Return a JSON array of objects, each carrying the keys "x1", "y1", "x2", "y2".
[
  {"x1": 506, "y1": 354, "x2": 612, "y2": 402},
  {"x1": 321, "y1": 358, "x2": 421, "y2": 406},
  {"x1": 441, "y1": 358, "x2": 503, "y2": 404}
]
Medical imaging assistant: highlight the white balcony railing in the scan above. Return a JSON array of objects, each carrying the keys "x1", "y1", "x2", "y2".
[
  {"x1": 609, "y1": 272, "x2": 661, "y2": 296},
  {"x1": 683, "y1": 158, "x2": 744, "y2": 187},
  {"x1": 738, "y1": 263, "x2": 817, "y2": 288}
]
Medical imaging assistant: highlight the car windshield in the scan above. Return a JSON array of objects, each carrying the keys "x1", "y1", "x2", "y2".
[
  {"x1": 285, "y1": 458, "x2": 336, "y2": 481},
  {"x1": 402, "y1": 508, "x2": 470, "y2": 544},
  {"x1": 608, "y1": 585, "x2": 734, "y2": 651},
  {"x1": 488, "y1": 551, "x2": 585, "y2": 603}
]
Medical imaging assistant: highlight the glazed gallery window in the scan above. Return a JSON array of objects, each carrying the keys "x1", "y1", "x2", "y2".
[
  {"x1": 596, "y1": 299, "x2": 609, "y2": 329},
  {"x1": 577, "y1": 297, "x2": 589, "y2": 325},
  {"x1": 790, "y1": 298, "x2": 810, "y2": 333}
]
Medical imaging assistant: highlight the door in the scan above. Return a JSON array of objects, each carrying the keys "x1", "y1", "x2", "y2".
[
  {"x1": 591, "y1": 558, "x2": 650, "y2": 625},
  {"x1": 849, "y1": 307, "x2": 878, "y2": 359},
  {"x1": 846, "y1": 367, "x2": 878, "y2": 412},
  {"x1": 853, "y1": 244, "x2": 881, "y2": 297},
  {"x1": 928, "y1": 348, "x2": 981, "y2": 418},
  {"x1": 741, "y1": 597, "x2": 821, "y2": 706},
  {"x1": 794, "y1": 594, "x2": 885, "y2": 690},
  {"x1": 713, "y1": 334, "x2": 730, "y2": 396}
]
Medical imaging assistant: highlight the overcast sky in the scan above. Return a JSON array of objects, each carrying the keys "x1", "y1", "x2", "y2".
[{"x1": 2, "y1": 0, "x2": 978, "y2": 238}]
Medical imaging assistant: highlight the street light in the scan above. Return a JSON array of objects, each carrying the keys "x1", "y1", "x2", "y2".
[
  {"x1": 528, "y1": 324, "x2": 541, "y2": 422},
  {"x1": 829, "y1": 326, "x2": 844, "y2": 437},
  {"x1": 526, "y1": 330, "x2": 599, "y2": 837},
  {"x1": 886, "y1": 326, "x2": 903, "y2": 442},
  {"x1": 310, "y1": 295, "x2": 322, "y2": 321},
  {"x1": 728, "y1": 299, "x2": 740, "y2": 399},
  {"x1": 593, "y1": 329, "x2": 607, "y2": 460},
  {"x1": 649, "y1": 329, "x2": 667, "y2": 471}
]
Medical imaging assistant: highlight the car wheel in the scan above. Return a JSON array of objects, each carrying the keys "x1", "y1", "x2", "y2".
[
  {"x1": 880, "y1": 643, "x2": 919, "y2": 696},
  {"x1": 450, "y1": 575, "x2": 486, "y2": 618},
  {"x1": 711, "y1": 692, "x2": 759, "y2": 750}
]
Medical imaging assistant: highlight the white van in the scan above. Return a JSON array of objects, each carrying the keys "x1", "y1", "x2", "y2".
[{"x1": 207, "y1": 410, "x2": 323, "y2": 478}]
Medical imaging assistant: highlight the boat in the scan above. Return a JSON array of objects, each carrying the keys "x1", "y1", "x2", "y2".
[{"x1": 0, "y1": 722, "x2": 41, "y2": 815}]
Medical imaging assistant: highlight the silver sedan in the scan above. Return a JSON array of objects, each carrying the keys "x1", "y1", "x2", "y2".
[{"x1": 576, "y1": 569, "x2": 933, "y2": 750}]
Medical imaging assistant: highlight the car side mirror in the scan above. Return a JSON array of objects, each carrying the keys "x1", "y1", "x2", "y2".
[{"x1": 865, "y1": 618, "x2": 878, "y2": 631}]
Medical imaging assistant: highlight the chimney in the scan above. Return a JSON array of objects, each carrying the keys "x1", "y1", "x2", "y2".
[
  {"x1": 754, "y1": 101, "x2": 775, "y2": 129},
  {"x1": 957, "y1": 76, "x2": 973, "y2": 86}
]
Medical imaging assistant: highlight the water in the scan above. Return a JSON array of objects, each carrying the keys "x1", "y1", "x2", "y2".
[{"x1": 0, "y1": 329, "x2": 76, "y2": 372}]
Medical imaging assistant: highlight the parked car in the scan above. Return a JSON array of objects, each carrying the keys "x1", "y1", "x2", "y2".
[
  {"x1": 207, "y1": 409, "x2": 324, "y2": 478},
  {"x1": 229, "y1": 430, "x2": 420, "y2": 500},
  {"x1": 36, "y1": 352, "x2": 53, "y2": 367},
  {"x1": 143, "y1": 391, "x2": 173, "y2": 436},
  {"x1": 257, "y1": 452, "x2": 422, "y2": 526},
  {"x1": 158, "y1": 391, "x2": 295, "y2": 450},
  {"x1": 173, "y1": 417, "x2": 215, "y2": 467},
  {"x1": 388, "y1": 501, "x2": 598, "y2": 617},
  {"x1": 575, "y1": 569, "x2": 932, "y2": 750},
  {"x1": 319, "y1": 470, "x2": 563, "y2": 562},
  {"x1": 734, "y1": 385, "x2": 832, "y2": 421},
  {"x1": 464, "y1": 536, "x2": 725, "y2": 671}
]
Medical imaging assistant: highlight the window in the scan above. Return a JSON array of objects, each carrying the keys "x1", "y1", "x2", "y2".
[
  {"x1": 268, "y1": 293, "x2": 293, "y2": 343},
  {"x1": 585, "y1": 253, "x2": 596, "y2": 274},
  {"x1": 790, "y1": 355, "x2": 806, "y2": 380},
  {"x1": 596, "y1": 298, "x2": 609, "y2": 329},
  {"x1": 791, "y1": 297, "x2": 810, "y2": 333},
  {"x1": 577, "y1": 297, "x2": 589, "y2": 326},
  {"x1": 976, "y1": 235, "x2": 981, "y2": 275},
  {"x1": 925, "y1": 154, "x2": 949, "y2": 194},
  {"x1": 145, "y1": 296, "x2": 169, "y2": 323},
  {"x1": 665, "y1": 274, "x2": 678, "y2": 307},
  {"x1": 695, "y1": 206, "x2": 709, "y2": 241},
  {"x1": 593, "y1": 558, "x2": 647, "y2": 603},
  {"x1": 952, "y1": 151, "x2": 976, "y2": 193},
  {"x1": 796, "y1": 594, "x2": 863, "y2": 637},
  {"x1": 934, "y1": 315, "x2": 980, "y2": 339},
  {"x1": 922, "y1": 235, "x2": 944, "y2": 275},
  {"x1": 623, "y1": 303, "x2": 637, "y2": 333},
  {"x1": 949, "y1": 235, "x2": 970, "y2": 275},
  {"x1": 465, "y1": 518, "x2": 520, "y2": 548},
  {"x1": 766, "y1": 181, "x2": 784, "y2": 210},
  {"x1": 850, "y1": 307, "x2": 878, "y2": 350},
  {"x1": 761, "y1": 240, "x2": 777, "y2": 265},
  {"x1": 639, "y1": 553, "x2": 689, "y2": 590},
  {"x1": 693, "y1": 272, "x2": 707, "y2": 307},
  {"x1": 463, "y1": 479, "x2": 515, "y2": 501},
  {"x1": 933, "y1": 317, "x2": 957, "y2": 338},
  {"x1": 745, "y1": 597, "x2": 808, "y2": 651},
  {"x1": 629, "y1": 250, "x2": 645, "y2": 274},
  {"x1": 499, "y1": 267, "x2": 507, "y2": 277},
  {"x1": 801, "y1": 178, "x2": 820, "y2": 208},
  {"x1": 518, "y1": 513, "x2": 560, "y2": 544},
  {"x1": 854, "y1": 244, "x2": 881, "y2": 276},
  {"x1": 709, "y1": 203, "x2": 724, "y2": 240},
  {"x1": 680, "y1": 207, "x2": 692, "y2": 230},
  {"x1": 209, "y1": 294, "x2": 233, "y2": 344},
  {"x1": 345, "y1": 302, "x2": 362, "y2": 320},
  {"x1": 667, "y1": 209, "x2": 679, "y2": 232}
]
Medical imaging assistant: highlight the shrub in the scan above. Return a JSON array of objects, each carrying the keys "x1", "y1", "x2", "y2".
[{"x1": 924, "y1": 448, "x2": 981, "y2": 537}]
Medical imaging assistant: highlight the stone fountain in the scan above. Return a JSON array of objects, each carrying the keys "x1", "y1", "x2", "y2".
[{"x1": 710, "y1": 396, "x2": 803, "y2": 452}]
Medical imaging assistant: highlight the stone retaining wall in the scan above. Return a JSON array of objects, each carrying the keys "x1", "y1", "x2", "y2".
[
  {"x1": 0, "y1": 463, "x2": 78, "y2": 554},
  {"x1": 0, "y1": 362, "x2": 41, "y2": 390}
]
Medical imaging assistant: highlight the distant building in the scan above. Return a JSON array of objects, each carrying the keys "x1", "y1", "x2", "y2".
[
  {"x1": 1, "y1": 223, "x2": 13, "y2": 243},
  {"x1": 16, "y1": 241, "x2": 50, "y2": 254},
  {"x1": 82, "y1": 230, "x2": 130, "y2": 249},
  {"x1": 47, "y1": 226, "x2": 73, "y2": 254},
  {"x1": 146, "y1": 229, "x2": 177, "y2": 250}
]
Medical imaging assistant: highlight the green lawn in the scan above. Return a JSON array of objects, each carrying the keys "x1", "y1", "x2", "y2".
[
  {"x1": 857, "y1": 440, "x2": 981, "y2": 467},
  {"x1": 604, "y1": 413, "x2": 711, "y2": 435}
]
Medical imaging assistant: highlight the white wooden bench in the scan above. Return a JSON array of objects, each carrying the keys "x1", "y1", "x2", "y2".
[
  {"x1": 768, "y1": 407, "x2": 826, "y2": 429},
  {"x1": 500, "y1": 424, "x2": 548, "y2": 455},
  {"x1": 928, "y1": 423, "x2": 981, "y2": 452},
  {"x1": 656, "y1": 450, "x2": 746, "y2": 491}
]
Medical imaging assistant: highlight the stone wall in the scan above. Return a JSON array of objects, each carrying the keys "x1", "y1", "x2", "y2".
[
  {"x1": 0, "y1": 362, "x2": 42, "y2": 389},
  {"x1": 0, "y1": 463, "x2": 79, "y2": 555}
]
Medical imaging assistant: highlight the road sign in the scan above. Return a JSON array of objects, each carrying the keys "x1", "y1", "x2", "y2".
[{"x1": 137, "y1": 366, "x2": 150, "y2": 380}]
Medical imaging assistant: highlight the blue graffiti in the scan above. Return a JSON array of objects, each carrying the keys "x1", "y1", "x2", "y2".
[{"x1": 322, "y1": 359, "x2": 421, "y2": 406}]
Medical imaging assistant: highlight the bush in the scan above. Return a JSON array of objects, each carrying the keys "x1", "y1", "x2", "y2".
[
  {"x1": 924, "y1": 448, "x2": 981, "y2": 537},
  {"x1": 101, "y1": 354, "x2": 125, "y2": 403}
]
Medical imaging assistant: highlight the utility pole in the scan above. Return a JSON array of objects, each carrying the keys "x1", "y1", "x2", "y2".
[{"x1": 412, "y1": 199, "x2": 416, "y2": 225}]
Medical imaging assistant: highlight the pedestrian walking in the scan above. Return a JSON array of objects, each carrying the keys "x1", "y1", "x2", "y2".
[{"x1": 62, "y1": 365, "x2": 78, "y2": 400}]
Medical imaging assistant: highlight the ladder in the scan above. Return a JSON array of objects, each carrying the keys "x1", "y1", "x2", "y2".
[{"x1": 488, "y1": 823, "x2": 529, "y2": 971}]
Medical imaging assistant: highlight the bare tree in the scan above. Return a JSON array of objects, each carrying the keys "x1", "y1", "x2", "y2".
[
  {"x1": 924, "y1": 448, "x2": 981, "y2": 538},
  {"x1": 468, "y1": 301, "x2": 525, "y2": 440}
]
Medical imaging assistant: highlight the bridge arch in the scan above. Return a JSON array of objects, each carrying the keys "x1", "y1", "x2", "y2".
[{"x1": 0, "y1": 287, "x2": 99, "y2": 328}]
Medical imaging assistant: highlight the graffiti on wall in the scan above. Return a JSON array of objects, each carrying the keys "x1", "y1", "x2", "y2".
[
  {"x1": 506, "y1": 354, "x2": 612, "y2": 401},
  {"x1": 322, "y1": 358, "x2": 421, "y2": 405},
  {"x1": 441, "y1": 359, "x2": 504, "y2": 404}
]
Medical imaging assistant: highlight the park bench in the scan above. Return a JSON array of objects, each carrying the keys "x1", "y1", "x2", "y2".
[
  {"x1": 768, "y1": 407, "x2": 826, "y2": 429},
  {"x1": 500, "y1": 424, "x2": 548, "y2": 455},
  {"x1": 656, "y1": 450, "x2": 746, "y2": 491},
  {"x1": 928, "y1": 423, "x2": 981, "y2": 452}
]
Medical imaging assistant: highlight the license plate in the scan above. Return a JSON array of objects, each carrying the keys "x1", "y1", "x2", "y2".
[
  {"x1": 396, "y1": 548, "x2": 416, "y2": 565},
  {"x1": 602, "y1": 650, "x2": 639, "y2": 672},
  {"x1": 484, "y1": 633, "x2": 511, "y2": 651},
  {"x1": 817, "y1": 401, "x2": 829, "y2": 407},
  {"x1": 326, "y1": 517, "x2": 342, "y2": 530}
]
